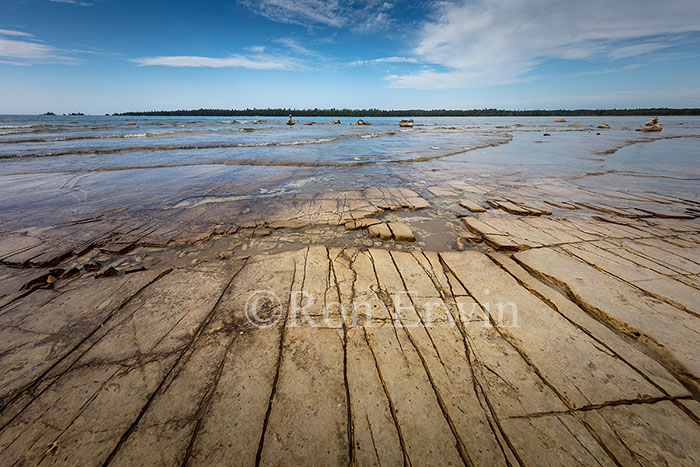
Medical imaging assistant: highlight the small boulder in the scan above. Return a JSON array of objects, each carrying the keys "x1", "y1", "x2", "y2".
[
  {"x1": 399, "y1": 119, "x2": 414, "y2": 128},
  {"x1": 636, "y1": 116, "x2": 663, "y2": 132},
  {"x1": 328, "y1": 120, "x2": 341, "y2": 124},
  {"x1": 597, "y1": 123, "x2": 611, "y2": 129},
  {"x1": 356, "y1": 119, "x2": 371, "y2": 126}
]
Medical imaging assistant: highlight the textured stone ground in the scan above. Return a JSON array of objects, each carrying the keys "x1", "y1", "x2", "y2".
[{"x1": 1, "y1": 182, "x2": 699, "y2": 466}]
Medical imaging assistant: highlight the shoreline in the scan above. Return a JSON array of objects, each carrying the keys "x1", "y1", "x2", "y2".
[{"x1": 111, "y1": 108, "x2": 700, "y2": 117}]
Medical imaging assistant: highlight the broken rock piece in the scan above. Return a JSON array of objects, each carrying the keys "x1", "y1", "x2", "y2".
[
  {"x1": 387, "y1": 222, "x2": 415, "y2": 242},
  {"x1": 20, "y1": 268, "x2": 64, "y2": 290},
  {"x1": 368, "y1": 223, "x2": 393, "y2": 240},
  {"x1": 367, "y1": 222, "x2": 415, "y2": 242},
  {"x1": 459, "y1": 199, "x2": 487, "y2": 213}
]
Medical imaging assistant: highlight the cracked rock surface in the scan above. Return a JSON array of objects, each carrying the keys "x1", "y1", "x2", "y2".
[{"x1": 1, "y1": 190, "x2": 700, "y2": 466}]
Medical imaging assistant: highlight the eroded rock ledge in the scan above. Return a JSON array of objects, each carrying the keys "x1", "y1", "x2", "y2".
[
  {"x1": 1, "y1": 239, "x2": 699, "y2": 465},
  {"x1": 1, "y1": 181, "x2": 699, "y2": 466}
]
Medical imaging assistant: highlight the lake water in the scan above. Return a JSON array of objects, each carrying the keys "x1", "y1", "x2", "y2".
[{"x1": 1, "y1": 115, "x2": 698, "y2": 230}]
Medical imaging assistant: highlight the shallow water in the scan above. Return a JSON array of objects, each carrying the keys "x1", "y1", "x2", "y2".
[{"x1": 0, "y1": 114, "x2": 698, "y2": 229}]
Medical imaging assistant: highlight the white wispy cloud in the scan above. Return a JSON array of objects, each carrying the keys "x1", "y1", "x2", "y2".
[
  {"x1": 349, "y1": 56, "x2": 418, "y2": 66},
  {"x1": 133, "y1": 53, "x2": 303, "y2": 70},
  {"x1": 609, "y1": 42, "x2": 671, "y2": 60},
  {"x1": 566, "y1": 63, "x2": 642, "y2": 78},
  {"x1": 389, "y1": 0, "x2": 700, "y2": 89},
  {"x1": 0, "y1": 29, "x2": 34, "y2": 38},
  {"x1": 49, "y1": 0, "x2": 93, "y2": 6},
  {"x1": 0, "y1": 29, "x2": 79, "y2": 64},
  {"x1": 240, "y1": 0, "x2": 347, "y2": 27},
  {"x1": 274, "y1": 38, "x2": 319, "y2": 56},
  {"x1": 239, "y1": 0, "x2": 394, "y2": 32}
]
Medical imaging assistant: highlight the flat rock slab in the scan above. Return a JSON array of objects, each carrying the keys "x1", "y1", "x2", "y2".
[
  {"x1": 368, "y1": 221, "x2": 415, "y2": 242},
  {"x1": 368, "y1": 222, "x2": 393, "y2": 240},
  {"x1": 459, "y1": 199, "x2": 487, "y2": 212},
  {"x1": 515, "y1": 246, "x2": 700, "y2": 392},
  {"x1": 387, "y1": 222, "x2": 415, "y2": 241},
  {"x1": 1, "y1": 246, "x2": 699, "y2": 466}
]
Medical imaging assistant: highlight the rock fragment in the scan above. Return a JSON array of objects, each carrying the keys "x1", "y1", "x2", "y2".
[
  {"x1": 387, "y1": 222, "x2": 415, "y2": 242},
  {"x1": 459, "y1": 199, "x2": 487, "y2": 212},
  {"x1": 367, "y1": 223, "x2": 393, "y2": 240},
  {"x1": 20, "y1": 268, "x2": 64, "y2": 290}
]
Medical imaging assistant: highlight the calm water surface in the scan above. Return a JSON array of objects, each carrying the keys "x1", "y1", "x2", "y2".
[{"x1": 1, "y1": 115, "x2": 698, "y2": 227}]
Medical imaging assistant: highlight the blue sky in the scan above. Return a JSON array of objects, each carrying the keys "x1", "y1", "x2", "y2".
[{"x1": 2, "y1": 0, "x2": 700, "y2": 113}]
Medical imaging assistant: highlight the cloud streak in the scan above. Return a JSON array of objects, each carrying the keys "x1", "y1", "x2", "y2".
[
  {"x1": 0, "y1": 29, "x2": 79, "y2": 64},
  {"x1": 239, "y1": 0, "x2": 394, "y2": 32},
  {"x1": 133, "y1": 53, "x2": 303, "y2": 70},
  {"x1": 389, "y1": 0, "x2": 700, "y2": 89},
  {"x1": 349, "y1": 56, "x2": 418, "y2": 66},
  {"x1": 49, "y1": 0, "x2": 93, "y2": 7},
  {"x1": 0, "y1": 29, "x2": 34, "y2": 38},
  {"x1": 240, "y1": 0, "x2": 346, "y2": 27}
]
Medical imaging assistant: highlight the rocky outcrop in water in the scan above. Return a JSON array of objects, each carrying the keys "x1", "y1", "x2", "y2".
[
  {"x1": 597, "y1": 123, "x2": 611, "y2": 129},
  {"x1": 636, "y1": 116, "x2": 663, "y2": 132},
  {"x1": 399, "y1": 119, "x2": 414, "y2": 128},
  {"x1": 356, "y1": 119, "x2": 371, "y2": 126}
]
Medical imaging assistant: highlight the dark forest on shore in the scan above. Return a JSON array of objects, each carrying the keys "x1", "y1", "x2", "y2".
[{"x1": 113, "y1": 108, "x2": 700, "y2": 117}]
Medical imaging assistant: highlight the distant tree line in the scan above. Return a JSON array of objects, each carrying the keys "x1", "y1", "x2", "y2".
[{"x1": 113, "y1": 108, "x2": 700, "y2": 117}]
